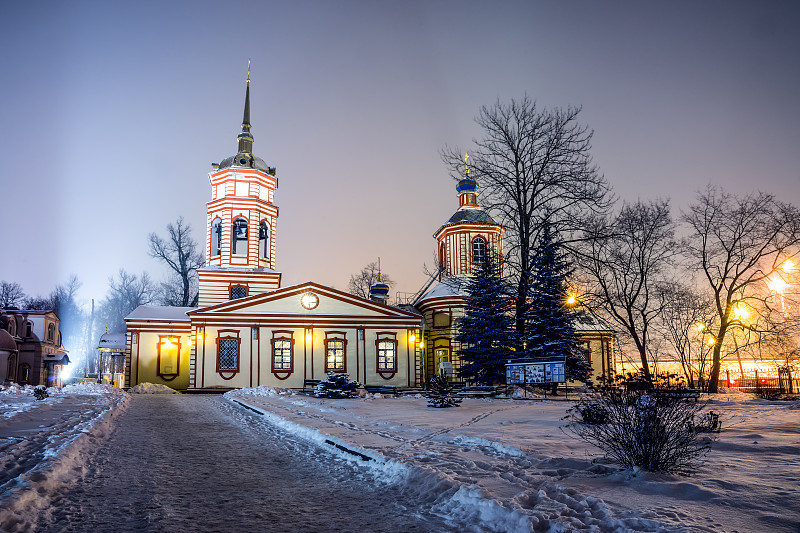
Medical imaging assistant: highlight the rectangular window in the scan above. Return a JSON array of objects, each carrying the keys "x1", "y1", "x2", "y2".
[
  {"x1": 377, "y1": 340, "x2": 396, "y2": 371},
  {"x1": 157, "y1": 336, "x2": 180, "y2": 378},
  {"x1": 273, "y1": 339, "x2": 292, "y2": 371},
  {"x1": 218, "y1": 338, "x2": 239, "y2": 371},
  {"x1": 326, "y1": 339, "x2": 345, "y2": 372},
  {"x1": 230, "y1": 286, "x2": 247, "y2": 300},
  {"x1": 252, "y1": 328, "x2": 259, "y2": 340}
]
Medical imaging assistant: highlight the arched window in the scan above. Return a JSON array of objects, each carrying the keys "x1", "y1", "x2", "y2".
[
  {"x1": 232, "y1": 217, "x2": 248, "y2": 255},
  {"x1": 259, "y1": 220, "x2": 270, "y2": 259},
  {"x1": 473, "y1": 237, "x2": 487, "y2": 265},
  {"x1": 211, "y1": 218, "x2": 222, "y2": 256},
  {"x1": 25, "y1": 322, "x2": 32, "y2": 338}
]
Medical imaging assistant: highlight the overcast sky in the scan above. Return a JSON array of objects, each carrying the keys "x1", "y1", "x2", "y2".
[{"x1": 1, "y1": 0, "x2": 798, "y2": 308}]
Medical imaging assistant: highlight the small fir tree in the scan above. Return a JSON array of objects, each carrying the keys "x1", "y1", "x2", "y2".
[
  {"x1": 456, "y1": 253, "x2": 516, "y2": 385},
  {"x1": 314, "y1": 372, "x2": 361, "y2": 399},
  {"x1": 427, "y1": 370, "x2": 462, "y2": 408},
  {"x1": 524, "y1": 224, "x2": 585, "y2": 381}
]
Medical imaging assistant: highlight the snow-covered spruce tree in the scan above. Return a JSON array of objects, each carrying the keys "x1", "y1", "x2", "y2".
[
  {"x1": 427, "y1": 370, "x2": 462, "y2": 408},
  {"x1": 314, "y1": 372, "x2": 361, "y2": 399},
  {"x1": 524, "y1": 224, "x2": 587, "y2": 382},
  {"x1": 456, "y1": 252, "x2": 516, "y2": 385}
]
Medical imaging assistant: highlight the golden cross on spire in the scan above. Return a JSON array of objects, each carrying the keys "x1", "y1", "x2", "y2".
[
  {"x1": 247, "y1": 58, "x2": 251, "y2": 84},
  {"x1": 377, "y1": 257, "x2": 382, "y2": 282},
  {"x1": 465, "y1": 152, "x2": 470, "y2": 176}
]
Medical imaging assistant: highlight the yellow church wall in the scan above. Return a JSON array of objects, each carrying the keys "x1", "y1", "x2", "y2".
[
  {"x1": 190, "y1": 323, "x2": 418, "y2": 390},
  {"x1": 129, "y1": 330, "x2": 192, "y2": 390}
]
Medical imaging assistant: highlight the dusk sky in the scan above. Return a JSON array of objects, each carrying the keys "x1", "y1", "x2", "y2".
[{"x1": 1, "y1": 1, "x2": 798, "y2": 308}]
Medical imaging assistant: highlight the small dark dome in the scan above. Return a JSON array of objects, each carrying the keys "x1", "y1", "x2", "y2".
[{"x1": 218, "y1": 154, "x2": 274, "y2": 174}]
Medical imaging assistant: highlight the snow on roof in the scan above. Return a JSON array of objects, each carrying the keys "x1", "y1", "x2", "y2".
[
  {"x1": 417, "y1": 278, "x2": 468, "y2": 303},
  {"x1": 125, "y1": 306, "x2": 196, "y2": 322},
  {"x1": 97, "y1": 332, "x2": 127, "y2": 351},
  {"x1": 573, "y1": 312, "x2": 615, "y2": 332}
]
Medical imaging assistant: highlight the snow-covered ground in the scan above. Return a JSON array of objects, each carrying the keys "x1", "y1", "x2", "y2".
[
  {"x1": 1, "y1": 383, "x2": 797, "y2": 532},
  {"x1": 226, "y1": 388, "x2": 800, "y2": 533},
  {"x1": 0, "y1": 383, "x2": 128, "y2": 530}
]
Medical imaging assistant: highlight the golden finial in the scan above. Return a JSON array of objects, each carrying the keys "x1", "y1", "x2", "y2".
[
  {"x1": 465, "y1": 152, "x2": 470, "y2": 176},
  {"x1": 247, "y1": 58, "x2": 251, "y2": 84},
  {"x1": 377, "y1": 257, "x2": 382, "y2": 282}
]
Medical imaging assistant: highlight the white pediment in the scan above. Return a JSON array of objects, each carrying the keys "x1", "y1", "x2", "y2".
[{"x1": 190, "y1": 282, "x2": 418, "y2": 319}]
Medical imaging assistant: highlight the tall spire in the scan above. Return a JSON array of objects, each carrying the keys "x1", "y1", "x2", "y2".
[{"x1": 237, "y1": 59, "x2": 254, "y2": 156}]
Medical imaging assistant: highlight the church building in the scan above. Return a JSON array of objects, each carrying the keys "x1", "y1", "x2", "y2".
[
  {"x1": 415, "y1": 163, "x2": 616, "y2": 384},
  {"x1": 124, "y1": 71, "x2": 421, "y2": 392}
]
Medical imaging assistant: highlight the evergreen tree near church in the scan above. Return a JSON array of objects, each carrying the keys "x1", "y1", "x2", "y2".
[
  {"x1": 456, "y1": 252, "x2": 516, "y2": 385},
  {"x1": 426, "y1": 370, "x2": 462, "y2": 408},
  {"x1": 524, "y1": 224, "x2": 589, "y2": 382}
]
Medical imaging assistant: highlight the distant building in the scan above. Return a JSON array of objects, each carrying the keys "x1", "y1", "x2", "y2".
[
  {"x1": 0, "y1": 309, "x2": 70, "y2": 387},
  {"x1": 96, "y1": 332, "x2": 127, "y2": 388},
  {"x1": 124, "y1": 71, "x2": 420, "y2": 391}
]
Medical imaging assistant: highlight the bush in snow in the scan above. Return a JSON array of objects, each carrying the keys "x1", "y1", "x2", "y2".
[
  {"x1": 314, "y1": 372, "x2": 360, "y2": 399},
  {"x1": 426, "y1": 371, "x2": 462, "y2": 408},
  {"x1": 565, "y1": 376, "x2": 715, "y2": 474},
  {"x1": 33, "y1": 385, "x2": 49, "y2": 401}
]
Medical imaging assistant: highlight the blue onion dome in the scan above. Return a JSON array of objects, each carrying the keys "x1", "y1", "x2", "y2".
[
  {"x1": 456, "y1": 177, "x2": 477, "y2": 193},
  {"x1": 369, "y1": 275, "x2": 390, "y2": 299}
]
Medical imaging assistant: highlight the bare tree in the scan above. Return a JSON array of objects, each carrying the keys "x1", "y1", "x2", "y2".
[
  {"x1": 0, "y1": 281, "x2": 26, "y2": 308},
  {"x1": 577, "y1": 199, "x2": 679, "y2": 382},
  {"x1": 348, "y1": 262, "x2": 394, "y2": 299},
  {"x1": 442, "y1": 96, "x2": 612, "y2": 338},
  {"x1": 683, "y1": 186, "x2": 800, "y2": 392},
  {"x1": 659, "y1": 283, "x2": 718, "y2": 388},
  {"x1": 148, "y1": 217, "x2": 204, "y2": 307},
  {"x1": 97, "y1": 270, "x2": 157, "y2": 332}
]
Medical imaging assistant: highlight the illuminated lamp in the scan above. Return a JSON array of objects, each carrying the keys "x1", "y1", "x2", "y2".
[
  {"x1": 409, "y1": 333, "x2": 416, "y2": 344},
  {"x1": 696, "y1": 323, "x2": 705, "y2": 332},
  {"x1": 305, "y1": 329, "x2": 313, "y2": 343},
  {"x1": 707, "y1": 337, "x2": 716, "y2": 345},
  {"x1": 780, "y1": 259, "x2": 795, "y2": 273},
  {"x1": 566, "y1": 294, "x2": 577, "y2": 306}
]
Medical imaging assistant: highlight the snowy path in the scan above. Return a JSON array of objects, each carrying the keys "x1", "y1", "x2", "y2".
[{"x1": 34, "y1": 395, "x2": 457, "y2": 533}]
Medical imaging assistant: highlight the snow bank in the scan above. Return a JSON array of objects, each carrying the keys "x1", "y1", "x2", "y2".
[
  {"x1": 128, "y1": 382, "x2": 177, "y2": 394},
  {"x1": 0, "y1": 391, "x2": 129, "y2": 532}
]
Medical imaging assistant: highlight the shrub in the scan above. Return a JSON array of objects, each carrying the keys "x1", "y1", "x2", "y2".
[
  {"x1": 565, "y1": 377, "x2": 715, "y2": 474},
  {"x1": 314, "y1": 372, "x2": 360, "y2": 399},
  {"x1": 33, "y1": 385, "x2": 49, "y2": 401},
  {"x1": 426, "y1": 371, "x2": 462, "y2": 408}
]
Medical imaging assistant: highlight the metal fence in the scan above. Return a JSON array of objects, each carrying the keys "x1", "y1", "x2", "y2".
[{"x1": 722, "y1": 369, "x2": 798, "y2": 394}]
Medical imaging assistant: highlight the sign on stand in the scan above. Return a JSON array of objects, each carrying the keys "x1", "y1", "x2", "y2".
[{"x1": 505, "y1": 357, "x2": 567, "y2": 399}]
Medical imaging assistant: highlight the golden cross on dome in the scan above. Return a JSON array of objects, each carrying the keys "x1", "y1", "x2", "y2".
[{"x1": 465, "y1": 152, "x2": 470, "y2": 176}]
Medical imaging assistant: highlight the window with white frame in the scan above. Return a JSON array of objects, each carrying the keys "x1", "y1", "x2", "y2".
[
  {"x1": 473, "y1": 236, "x2": 486, "y2": 265},
  {"x1": 272, "y1": 338, "x2": 292, "y2": 371},
  {"x1": 377, "y1": 339, "x2": 396, "y2": 372},
  {"x1": 326, "y1": 339, "x2": 345, "y2": 372}
]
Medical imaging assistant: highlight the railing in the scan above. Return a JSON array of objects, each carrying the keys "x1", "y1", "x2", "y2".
[{"x1": 722, "y1": 369, "x2": 798, "y2": 394}]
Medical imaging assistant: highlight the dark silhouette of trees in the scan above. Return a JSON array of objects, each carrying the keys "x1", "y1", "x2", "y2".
[
  {"x1": 148, "y1": 217, "x2": 203, "y2": 307},
  {"x1": 683, "y1": 186, "x2": 800, "y2": 392},
  {"x1": 0, "y1": 281, "x2": 26, "y2": 308},
  {"x1": 577, "y1": 199, "x2": 679, "y2": 382},
  {"x1": 98, "y1": 270, "x2": 157, "y2": 332}
]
